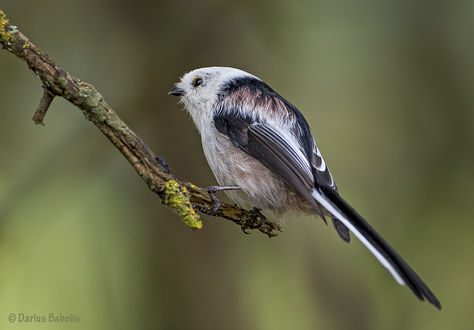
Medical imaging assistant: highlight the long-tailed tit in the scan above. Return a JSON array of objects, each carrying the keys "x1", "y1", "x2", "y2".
[{"x1": 170, "y1": 67, "x2": 441, "y2": 309}]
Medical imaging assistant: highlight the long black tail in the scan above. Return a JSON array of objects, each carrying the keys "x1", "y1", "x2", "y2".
[{"x1": 312, "y1": 185, "x2": 441, "y2": 310}]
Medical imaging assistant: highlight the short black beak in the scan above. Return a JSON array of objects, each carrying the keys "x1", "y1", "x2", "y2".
[{"x1": 169, "y1": 86, "x2": 184, "y2": 96}]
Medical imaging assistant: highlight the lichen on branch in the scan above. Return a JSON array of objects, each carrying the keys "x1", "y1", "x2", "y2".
[{"x1": 164, "y1": 180, "x2": 202, "y2": 229}]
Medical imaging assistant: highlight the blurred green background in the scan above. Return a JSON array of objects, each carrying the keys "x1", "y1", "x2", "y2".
[{"x1": 1, "y1": 0, "x2": 473, "y2": 329}]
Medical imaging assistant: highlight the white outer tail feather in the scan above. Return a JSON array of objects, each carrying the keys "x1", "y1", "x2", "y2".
[{"x1": 312, "y1": 189, "x2": 405, "y2": 285}]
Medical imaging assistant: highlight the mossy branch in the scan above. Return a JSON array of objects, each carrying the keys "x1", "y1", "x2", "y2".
[{"x1": 0, "y1": 9, "x2": 281, "y2": 237}]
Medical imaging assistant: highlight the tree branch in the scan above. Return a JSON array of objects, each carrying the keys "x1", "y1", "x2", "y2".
[
  {"x1": 32, "y1": 87, "x2": 55, "y2": 125},
  {"x1": 0, "y1": 9, "x2": 281, "y2": 237}
]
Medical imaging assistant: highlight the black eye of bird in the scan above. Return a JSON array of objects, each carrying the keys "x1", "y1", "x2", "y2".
[{"x1": 192, "y1": 77, "x2": 202, "y2": 87}]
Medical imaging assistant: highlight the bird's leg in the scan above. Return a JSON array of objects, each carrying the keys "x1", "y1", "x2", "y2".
[
  {"x1": 206, "y1": 185, "x2": 241, "y2": 216},
  {"x1": 241, "y1": 207, "x2": 267, "y2": 234}
]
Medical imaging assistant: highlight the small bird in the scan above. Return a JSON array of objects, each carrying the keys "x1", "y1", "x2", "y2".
[{"x1": 170, "y1": 66, "x2": 441, "y2": 309}]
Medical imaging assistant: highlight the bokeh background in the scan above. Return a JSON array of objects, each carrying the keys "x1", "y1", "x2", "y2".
[{"x1": 1, "y1": 1, "x2": 473, "y2": 329}]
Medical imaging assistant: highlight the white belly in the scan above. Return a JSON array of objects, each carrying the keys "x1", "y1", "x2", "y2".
[{"x1": 201, "y1": 127, "x2": 292, "y2": 210}]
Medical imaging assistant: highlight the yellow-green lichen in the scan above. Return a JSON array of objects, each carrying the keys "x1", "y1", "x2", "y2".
[
  {"x1": 0, "y1": 10, "x2": 10, "y2": 41},
  {"x1": 0, "y1": 10, "x2": 7, "y2": 31},
  {"x1": 164, "y1": 180, "x2": 202, "y2": 229},
  {"x1": 0, "y1": 10, "x2": 16, "y2": 47}
]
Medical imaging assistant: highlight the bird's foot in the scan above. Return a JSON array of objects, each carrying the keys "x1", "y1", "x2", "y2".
[
  {"x1": 241, "y1": 207, "x2": 267, "y2": 234},
  {"x1": 206, "y1": 185, "x2": 241, "y2": 216}
]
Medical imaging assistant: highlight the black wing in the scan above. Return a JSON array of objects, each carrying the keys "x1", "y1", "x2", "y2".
[
  {"x1": 215, "y1": 77, "x2": 346, "y2": 234},
  {"x1": 218, "y1": 76, "x2": 336, "y2": 189},
  {"x1": 280, "y1": 98, "x2": 350, "y2": 241},
  {"x1": 218, "y1": 76, "x2": 349, "y2": 240},
  {"x1": 213, "y1": 110, "x2": 326, "y2": 219}
]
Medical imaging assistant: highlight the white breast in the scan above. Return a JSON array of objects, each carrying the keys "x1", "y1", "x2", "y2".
[{"x1": 200, "y1": 124, "x2": 293, "y2": 210}]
